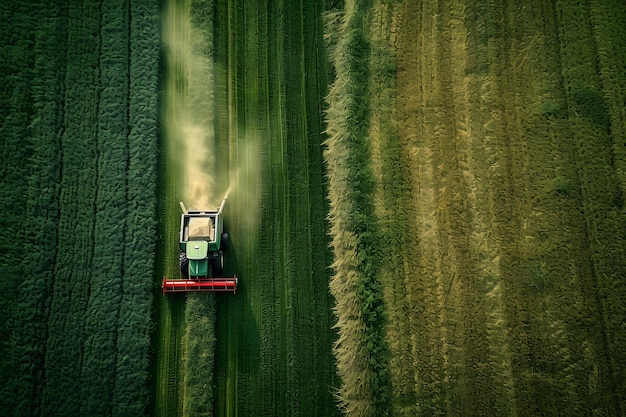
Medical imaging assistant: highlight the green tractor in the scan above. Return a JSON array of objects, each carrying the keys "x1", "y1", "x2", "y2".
[{"x1": 162, "y1": 196, "x2": 237, "y2": 294}]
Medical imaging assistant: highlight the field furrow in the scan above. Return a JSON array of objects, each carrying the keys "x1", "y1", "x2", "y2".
[{"x1": 42, "y1": 3, "x2": 101, "y2": 413}]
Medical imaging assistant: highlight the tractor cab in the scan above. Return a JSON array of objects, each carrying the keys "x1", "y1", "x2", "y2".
[
  {"x1": 180, "y1": 210, "x2": 224, "y2": 275},
  {"x1": 162, "y1": 197, "x2": 237, "y2": 294}
]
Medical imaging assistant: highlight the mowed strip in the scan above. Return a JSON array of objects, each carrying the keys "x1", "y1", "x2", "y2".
[
  {"x1": 392, "y1": 1, "x2": 501, "y2": 414},
  {"x1": 212, "y1": 0, "x2": 339, "y2": 416}
]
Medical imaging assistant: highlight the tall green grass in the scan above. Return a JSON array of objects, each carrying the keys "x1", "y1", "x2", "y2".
[
  {"x1": 80, "y1": 0, "x2": 129, "y2": 413},
  {"x1": 40, "y1": 2, "x2": 101, "y2": 412},
  {"x1": 115, "y1": 1, "x2": 160, "y2": 414},
  {"x1": 0, "y1": 2, "x2": 49, "y2": 414},
  {"x1": 0, "y1": 1, "x2": 160, "y2": 415}
]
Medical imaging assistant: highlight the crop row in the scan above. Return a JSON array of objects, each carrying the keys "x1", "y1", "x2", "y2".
[
  {"x1": 0, "y1": 1, "x2": 159, "y2": 415},
  {"x1": 323, "y1": 2, "x2": 391, "y2": 416}
]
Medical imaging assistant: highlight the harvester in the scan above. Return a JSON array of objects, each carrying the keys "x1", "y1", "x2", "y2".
[{"x1": 162, "y1": 195, "x2": 237, "y2": 294}]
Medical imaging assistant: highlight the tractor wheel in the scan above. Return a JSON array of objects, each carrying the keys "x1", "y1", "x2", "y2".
[
  {"x1": 213, "y1": 251, "x2": 224, "y2": 275},
  {"x1": 220, "y1": 232, "x2": 229, "y2": 252},
  {"x1": 179, "y1": 252, "x2": 189, "y2": 276}
]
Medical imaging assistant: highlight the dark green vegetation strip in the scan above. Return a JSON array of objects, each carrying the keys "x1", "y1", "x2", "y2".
[
  {"x1": 555, "y1": 1, "x2": 626, "y2": 411},
  {"x1": 0, "y1": 2, "x2": 59, "y2": 414},
  {"x1": 211, "y1": 0, "x2": 340, "y2": 416},
  {"x1": 115, "y1": 1, "x2": 160, "y2": 414},
  {"x1": 80, "y1": 0, "x2": 128, "y2": 413},
  {"x1": 0, "y1": 1, "x2": 159, "y2": 415}
]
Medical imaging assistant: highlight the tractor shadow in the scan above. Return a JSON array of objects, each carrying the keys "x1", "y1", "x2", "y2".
[{"x1": 213, "y1": 236, "x2": 261, "y2": 406}]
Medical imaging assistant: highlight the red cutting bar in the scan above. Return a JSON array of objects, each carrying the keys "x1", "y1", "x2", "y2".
[{"x1": 162, "y1": 276, "x2": 237, "y2": 294}]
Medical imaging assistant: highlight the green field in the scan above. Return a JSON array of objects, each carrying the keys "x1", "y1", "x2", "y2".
[
  {"x1": 2, "y1": 0, "x2": 626, "y2": 416},
  {"x1": 0, "y1": 1, "x2": 159, "y2": 415}
]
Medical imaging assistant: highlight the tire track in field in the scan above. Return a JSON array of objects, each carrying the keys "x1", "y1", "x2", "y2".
[
  {"x1": 426, "y1": 3, "x2": 501, "y2": 414},
  {"x1": 464, "y1": 1, "x2": 625, "y2": 414},
  {"x1": 154, "y1": 199, "x2": 187, "y2": 417},
  {"x1": 484, "y1": 2, "x2": 620, "y2": 414},
  {"x1": 552, "y1": 1, "x2": 625, "y2": 413},
  {"x1": 394, "y1": 2, "x2": 445, "y2": 413},
  {"x1": 458, "y1": 1, "x2": 518, "y2": 413},
  {"x1": 370, "y1": 0, "x2": 625, "y2": 415},
  {"x1": 392, "y1": 1, "x2": 513, "y2": 414},
  {"x1": 155, "y1": 2, "x2": 194, "y2": 415},
  {"x1": 481, "y1": 2, "x2": 566, "y2": 414},
  {"x1": 165, "y1": 297, "x2": 184, "y2": 417}
]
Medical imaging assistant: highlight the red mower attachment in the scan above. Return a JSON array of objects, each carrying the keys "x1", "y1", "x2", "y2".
[{"x1": 162, "y1": 276, "x2": 237, "y2": 294}]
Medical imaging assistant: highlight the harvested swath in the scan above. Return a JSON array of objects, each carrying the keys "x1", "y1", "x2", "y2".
[
  {"x1": 182, "y1": 293, "x2": 217, "y2": 417},
  {"x1": 185, "y1": 2, "x2": 219, "y2": 415},
  {"x1": 324, "y1": 2, "x2": 391, "y2": 416}
]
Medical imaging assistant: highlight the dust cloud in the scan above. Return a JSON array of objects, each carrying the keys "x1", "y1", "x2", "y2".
[
  {"x1": 162, "y1": 1, "x2": 261, "y2": 225},
  {"x1": 163, "y1": 1, "x2": 216, "y2": 210}
]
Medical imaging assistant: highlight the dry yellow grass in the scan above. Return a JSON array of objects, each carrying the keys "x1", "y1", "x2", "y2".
[{"x1": 323, "y1": 0, "x2": 626, "y2": 415}]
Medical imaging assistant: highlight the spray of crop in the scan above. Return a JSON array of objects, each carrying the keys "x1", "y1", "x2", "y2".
[
  {"x1": 163, "y1": 0, "x2": 216, "y2": 209},
  {"x1": 162, "y1": 0, "x2": 261, "y2": 227}
]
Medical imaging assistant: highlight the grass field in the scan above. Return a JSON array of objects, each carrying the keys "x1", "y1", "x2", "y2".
[
  {"x1": 0, "y1": 1, "x2": 159, "y2": 415},
  {"x1": 2, "y1": 0, "x2": 625, "y2": 416}
]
